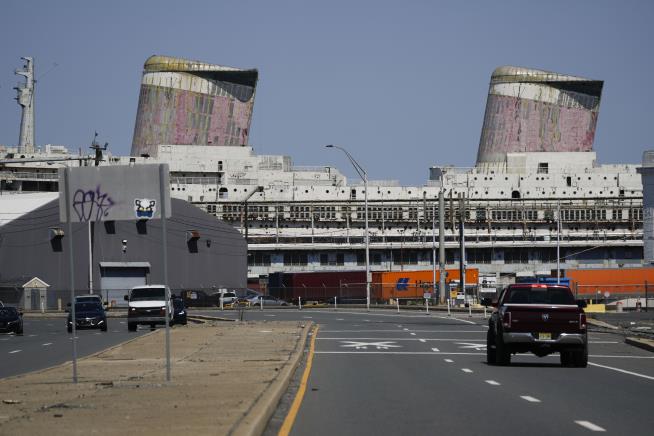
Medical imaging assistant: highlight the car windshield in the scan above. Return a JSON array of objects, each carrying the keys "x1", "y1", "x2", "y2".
[
  {"x1": 75, "y1": 302, "x2": 102, "y2": 312},
  {"x1": 130, "y1": 288, "x2": 165, "y2": 301},
  {"x1": 506, "y1": 287, "x2": 575, "y2": 305},
  {"x1": 0, "y1": 307, "x2": 18, "y2": 317}
]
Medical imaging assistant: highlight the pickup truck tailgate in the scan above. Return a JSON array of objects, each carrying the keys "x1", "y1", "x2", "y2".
[{"x1": 505, "y1": 304, "x2": 582, "y2": 334}]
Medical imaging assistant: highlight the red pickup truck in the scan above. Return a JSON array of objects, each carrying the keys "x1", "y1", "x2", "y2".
[{"x1": 486, "y1": 284, "x2": 588, "y2": 367}]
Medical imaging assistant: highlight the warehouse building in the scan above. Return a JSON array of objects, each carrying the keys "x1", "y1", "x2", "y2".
[{"x1": 0, "y1": 193, "x2": 246, "y2": 309}]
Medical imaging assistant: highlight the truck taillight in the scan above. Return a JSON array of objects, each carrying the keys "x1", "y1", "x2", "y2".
[
  {"x1": 579, "y1": 313, "x2": 587, "y2": 330},
  {"x1": 502, "y1": 311, "x2": 511, "y2": 329}
]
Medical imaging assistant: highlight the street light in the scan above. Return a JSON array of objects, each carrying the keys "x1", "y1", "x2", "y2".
[{"x1": 325, "y1": 144, "x2": 370, "y2": 311}]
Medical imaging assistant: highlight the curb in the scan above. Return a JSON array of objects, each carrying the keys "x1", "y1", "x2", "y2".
[
  {"x1": 625, "y1": 337, "x2": 654, "y2": 353},
  {"x1": 587, "y1": 318, "x2": 620, "y2": 330},
  {"x1": 231, "y1": 322, "x2": 314, "y2": 436},
  {"x1": 187, "y1": 314, "x2": 236, "y2": 322}
]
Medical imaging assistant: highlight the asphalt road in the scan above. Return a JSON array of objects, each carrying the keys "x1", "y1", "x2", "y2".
[
  {"x1": 197, "y1": 307, "x2": 654, "y2": 436},
  {"x1": 0, "y1": 317, "x2": 150, "y2": 379}
]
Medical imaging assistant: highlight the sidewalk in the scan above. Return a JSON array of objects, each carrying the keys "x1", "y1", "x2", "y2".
[{"x1": 0, "y1": 320, "x2": 311, "y2": 435}]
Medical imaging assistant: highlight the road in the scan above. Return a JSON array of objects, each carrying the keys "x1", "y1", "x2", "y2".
[
  {"x1": 199, "y1": 307, "x2": 654, "y2": 435},
  {"x1": 0, "y1": 317, "x2": 150, "y2": 379}
]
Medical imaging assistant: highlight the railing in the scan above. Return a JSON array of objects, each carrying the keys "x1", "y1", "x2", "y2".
[
  {"x1": 170, "y1": 177, "x2": 220, "y2": 185},
  {"x1": 0, "y1": 171, "x2": 58, "y2": 181}
]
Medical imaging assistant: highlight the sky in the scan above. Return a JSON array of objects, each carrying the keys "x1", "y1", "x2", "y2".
[{"x1": 0, "y1": 0, "x2": 653, "y2": 185}]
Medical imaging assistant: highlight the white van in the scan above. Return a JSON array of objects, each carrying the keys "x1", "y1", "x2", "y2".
[{"x1": 124, "y1": 285, "x2": 173, "y2": 331}]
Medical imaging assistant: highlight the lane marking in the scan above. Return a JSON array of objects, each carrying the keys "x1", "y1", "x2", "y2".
[
  {"x1": 432, "y1": 347, "x2": 440, "y2": 352},
  {"x1": 119, "y1": 321, "x2": 126, "y2": 324},
  {"x1": 259, "y1": 330, "x2": 273, "y2": 333},
  {"x1": 520, "y1": 396, "x2": 541, "y2": 403},
  {"x1": 444, "y1": 359, "x2": 453, "y2": 363},
  {"x1": 265, "y1": 315, "x2": 277, "y2": 317},
  {"x1": 8, "y1": 350, "x2": 21, "y2": 354},
  {"x1": 588, "y1": 362, "x2": 654, "y2": 381},
  {"x1": 485, "y1": 380, "x2": 500, "y2": 386},
  {"x1": 410, "y1": 333, "x2": 416, "y2": 336},
  {"x1": 574, "y1": 421, "x2": 606, "y2": 432},
  {"x1": 278, "y1": 325, "x2": 319, "y2": 436},
  {"x1": 42, "y1": 343, "x2": 53, "y2": 346},
  {"x1": 303, "y1": 316, "x2": 313, "y2": 319},
  {"x1": 419, "y1": 339, "x2": 426, "y2": 343},
  {"x1": 461, "y1": 368, "x2": 473, "y2": 373},
  {"x1": 320, "y1": 330, "x2": 486, "y2": 333},
  {"x1": 315, "y1": 351, "x2": 485, "y2": 355},
  {"x1": 28, "y1": 334, "x2": 37, "y2": 337},
  {"x1": 340, "y1": 341, "x2": 401, "y2": 350},
  {"x1": 336, "y1": 318, "x2": 344, "y2": 321},
  {"x1": 317, "y1": 338, "x2": 481, "y2": 341},
  {"x1": 305, "y1": 309, "x2": 482, "y2": 324},
  {"x1": 589, "y1": 341, "x2": 618, "y2": 344}
]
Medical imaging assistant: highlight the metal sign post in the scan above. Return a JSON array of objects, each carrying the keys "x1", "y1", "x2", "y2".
[{"x1": 59, "y1": 164, "x2": 171, "y2": 383}]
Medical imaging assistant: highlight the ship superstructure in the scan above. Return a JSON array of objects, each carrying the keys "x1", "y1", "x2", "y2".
[{"x1": 0, "y1": 59, "x2": 645, "y2": 283}]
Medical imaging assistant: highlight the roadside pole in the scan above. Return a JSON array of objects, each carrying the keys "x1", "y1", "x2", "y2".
[
  {"x1": 160, "y1": 165, "x2": 171, "y2": 383},
  {"x1": 396, "y1": 298, "x2": 400, "y2": 313},
  {"x1": 260, "y1": 296, "x2": 263, "y2": 311},
  {"x1": 63, "y1": 168, "x2": 78, "y2": 383},
  {"x1": 298, "y1": 296, "x2": 302, "y2": 310},
  {"x1": 438, "y1": 189, "x2": 446, "y2": 305},
  {"x1": 334, "y1": 296, "x2": 337, "y2": 311},
  {"x1": 425, "y1": 297, "x2": 429, "y2": 314}
]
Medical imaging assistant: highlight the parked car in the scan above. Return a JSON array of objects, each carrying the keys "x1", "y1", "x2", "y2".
[
  {"x1": 247, "y1": 295, "x2": 289, "y2": 306},
  {"x1": 180, "y1": 290, "x2": 215, "y2": 307},
  {"x1": 0, "y1": 306, "x2": 23, "y2": 335},
  {"x1": 68, "y1": 295, "x2": 105, "y2": 308},
  {"x1": 485, "y1": 283, "x2": 587, "y2": 367},
  {"x1": 172, "y1": 297, "x2": 187, "y2": 325},
  {"x1": 217, "y1": 292, "x2": 238, "y2": 306},
  {"x1": 67, "y1": 301, "x2": 107, "y2": 333}
]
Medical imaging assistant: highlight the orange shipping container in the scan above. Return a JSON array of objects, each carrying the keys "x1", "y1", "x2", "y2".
[
  {"x1": 372, "y1": 269, "x2": 479, "y2": 301},
  {"x1": 566, "y1": 268, "x2": 654, "y2": 296}
]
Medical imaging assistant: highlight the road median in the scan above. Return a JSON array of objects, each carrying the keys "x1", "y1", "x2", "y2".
[{"x1": 0, "y1": 320, "x2": 311, "y2": 435}]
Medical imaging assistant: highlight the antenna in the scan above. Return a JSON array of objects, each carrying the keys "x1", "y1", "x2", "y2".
[{"x1": 90, "y1": 132, "x2": 109, "y2": 166}]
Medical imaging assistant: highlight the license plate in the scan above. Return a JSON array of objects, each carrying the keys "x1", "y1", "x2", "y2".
[{"x1": 538, "y1": 332, "x2": 552, "y2": 340}]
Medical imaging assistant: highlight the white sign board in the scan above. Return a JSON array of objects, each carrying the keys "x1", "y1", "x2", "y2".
[
  {"x1": 423, "y1": 292, "x2": 432, "y2": 299},
  {"x1": 58, "y1": 164, "x2": 171, "y2": 222}
]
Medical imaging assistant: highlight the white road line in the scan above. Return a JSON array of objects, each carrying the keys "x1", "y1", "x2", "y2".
[
  {"x1": 28, "y1": 334, "x2": 37, "y2": 337},
  {"x1": 364, "y1": 320, "x2": 370, "y2": 322},
  {"x1": 432, "y1": 315, "x2": 477, "y2": 325},
  {"x1": 574, "y1": 421, "x2": 606, "y2": 432},
  {"x1": 265, "y1": 314, "x2": 277, "y2": 317},
  {"x1": 410, "y1": 332, "x2": 416, "y2": 336},
  {"x1": 315, "y1": 351, "x2": 485, "y2": 355},
  {"x1": 111, "y1": 330, "x2": 120, "y2": 333},
  {"x1": 461, "y1": 368, "x2": 473, "y2": 373},
  {"x1": 444, "y1": 359, "x2": 453, "y2": 363},
  {"x1": 303, "y1": 316, "x2": 313, "y2": 319},
  {"x1": 397, "y1": 325, "x2": 403, "y2": 328},
  {"x1": 319, "y1": 338, "x2": 484, "y2": 341},
  {"x1": 520, "y1": 396, "x2": 541, "y2": 403},
  {"x1": 0, "y1": 338, "x2": 9, "y2": 341},
  {"x1": 320, "y1": 330, "x2": 486, "y2": 333},
  {"x1": 432, "y1": 347, "x2": 440, "y2": 352},
  {"x1": 419, "y1": 339, "x2": 426, "y2": 343},
  {"x1": 588, "y1": 355, "x2": 654, "y2": 359},
  {"x1": 119, "y1": 321, "x2": 126, "y2": 324},
  {"x1": 485, "y1": 380, "x2": 500, "y2": 386},
  {"x1": 403, "y1": 328, "x2": 409, "y2": 331},
  {"x1": 336, "y1": 319, "x2": 344, "y2": 321},
  {"x1": 310, "y1": 310, "x2": 482, "y2": 324},
  {"x1": 588, "y1": 362, "x2": 654, "y2": 381},
  {"x1": 42, "y1": 343, "x2": 52, "y2": 346},
  {"x1": 589, "y1": 341, "x2": 618, "y2": 344},
  {"x1": 8, "y1": 350, "x2": 21, "y2": 354}
]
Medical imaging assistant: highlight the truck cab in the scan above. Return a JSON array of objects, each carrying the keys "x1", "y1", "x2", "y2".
[
  {"x1": 124, "y1": 285, "x2": 173, "y2": 331},
  {"x1": 486, "y1": 284, "x2": 587, "y2": 367}
]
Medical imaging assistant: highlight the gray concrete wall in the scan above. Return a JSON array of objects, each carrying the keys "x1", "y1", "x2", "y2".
[{"x1": 0, "y1": 198, "x2": 246, "y2": 296}]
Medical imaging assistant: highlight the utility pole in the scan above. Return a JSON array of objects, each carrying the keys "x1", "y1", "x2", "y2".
[
  {"x1": 439, "y1": 189, "x2": 446, "y2": 305},
  {"x1": 459, "y1": 193, "x2": 466, "y2": 304}
]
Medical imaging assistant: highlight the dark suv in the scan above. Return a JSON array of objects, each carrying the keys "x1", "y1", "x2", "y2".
[
  {"x1": 0, "y1": 307, "x2": 23, "y2": 335},
  {"x1": 67, "y1": 302, "x2": 108, "y2": 333},
  {"x1": 172, "y1": 297, "x2": 188, "y2": 325},
  {"x1": 486, "y1": 284, "x2": 587, "y2": 367}
]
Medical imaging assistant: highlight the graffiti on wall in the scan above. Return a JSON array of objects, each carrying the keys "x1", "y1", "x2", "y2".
[{"x1": 72, "y1": 186, "x2": 115, "y2": 222}]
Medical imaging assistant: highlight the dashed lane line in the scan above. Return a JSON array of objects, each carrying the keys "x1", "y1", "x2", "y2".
[
  {"x1": 419, "y1": 339, "x2": 426, "y2": 343},
  {"x1": 410, "y1": 333, "x2": 416, "y2": 336},
  {"x1": 320, "y1": 330, "x2": 486, "y2": 333},
  {"x1": 42, "y1": 343, "x2": 52, "y2": 346},
  {"x1": 444, "y1": 359, "x2": 454, "y2": 363},
  {"x1": 317, "y1": 337, "x2": 483, "y2": 341},
  {"x1": 432, "y1": 347, "x2": 440, "y2": 352},
  {"x1": 574, "y1": 421, "x2": 606, "y2": 432},
  {"x1": 461, "y1": 368, "x2": 473, "y2": 373},
  {"x1": 8, "y1": 350, "x2": 21, "y2": 354},
  {"x1": 485, "y1": 380, "x2": 500, "y2": 386},
  {"x1": 520, "y1": 396, "x2": 541, "y2": 403}
]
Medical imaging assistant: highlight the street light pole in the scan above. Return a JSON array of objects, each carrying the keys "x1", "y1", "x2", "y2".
[{"x1": 326, "y1": 145, "x2": 370, "y2": 311}]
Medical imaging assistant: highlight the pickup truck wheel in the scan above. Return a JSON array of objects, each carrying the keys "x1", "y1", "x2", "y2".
[
  {"x1": 495, "y1": 336, "x2": 511, "y2": 366},
  {"x1": 127, "y1": 323, "x2": 137, "y2": 332},
  {"x1": 573, "y1": 346, "x2": 588, "y2": 368},
  {"x1": 486, "y1": 330, "x2": 496, "y2": 365}
]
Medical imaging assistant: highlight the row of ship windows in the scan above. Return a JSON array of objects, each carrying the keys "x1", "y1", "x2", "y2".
[{"x1": 209, "y1": 205, "x2": 643, "y2": 222}]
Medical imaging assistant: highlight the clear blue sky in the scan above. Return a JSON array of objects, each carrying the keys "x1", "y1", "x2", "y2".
[{"x1": 1, "y1": 0, "x2": 652, "y2": 185}]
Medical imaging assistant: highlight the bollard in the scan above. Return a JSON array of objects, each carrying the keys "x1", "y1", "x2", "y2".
[
  {"x1": 425, "y1": 298, "x2": 429, "y2": 314},
  {"x1": 57, "y1": 298, "x2": 62, "y2": 311},
  {"x1": 484, "y1": 305, "x2": 487, "y2": 319},
  {"x1": 334, "y1": 296, "x2": 337, "y2": 311},
  {"x1": 468, "y1": 300, "x2": 472, "y2": 318},
  {"x1": 447, "y1": 299, "x2": 451, "y2": 317},
  {"x1": 220, "y1": 296, "x2": 224, "y2": 311},
  {"x1": 260, "y1": 296, "x2": 263, "y2": 311},
  {"x1": 397, "y1": 298, "x2": 400, "y2": 313},
  {"x1": 298, "y1": 296, "x2": 302, "y2": 310}
]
